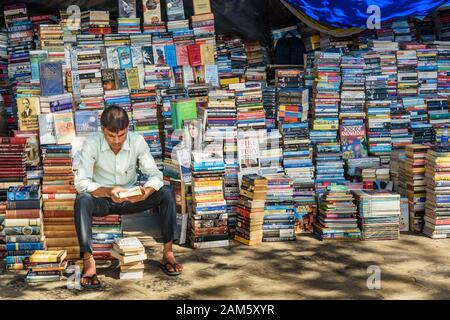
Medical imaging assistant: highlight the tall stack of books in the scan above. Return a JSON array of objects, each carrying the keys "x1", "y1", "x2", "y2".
[
  {"x1": 262, "y1": 85, "x2": 277, "y2": 128},
  {"x1": 80, "y1": 11, "x2": 111, "y2": 35},
  {"x1": 190, "y1": 145, "x2": 229, "y2": 248},
  {"x1": 234, "y1": 174, "x2": 268, "y2": 246},
  {"x1": 131, "y1": 88, "x2": 163, "y2": 170},
  {"x1": 397, "y1": 49, "x2": 418, "y2": 98},
  {"x1": 340, "y1": 52, "x2": 366, "y2": 120},
  {"x1": 41, "y1": 144, "x2": 78, "y2": 261},
  {"x1": 37, "y1": 24, "x2": 65, "y2": 62},
  {"x1": 263, "y1": 176, "x2": 296, "y2": 242},
  {"x1": 24, "y1": 250, "x2": 67, "y2": 282},
  {"x1": 276, "y1": 69, "x2": 308, "y2": 124},
  {"x1": 313, "y1": 186, "x2": 361, "y2": 241},
  {"x1": 75, "y1": 48, "x2": 104, "y2": 110},
  {"x1": 111, "y1": 237, "x2": 146, "y2": 279},
  {"x1": 436, "y1": 43, "x2": 450, "y2": 97},
  {"x1": 191, "y1": 12, "x2": 216, "y2": 50},
  {"x1": 142, "y1": 0, "x2": 164, "y2": 33},
  {"x1": 424, "y1": 145, "x2": 450, "y2": 238},
  {"x1": 417, "y1": 48, "x2": 438, "y2": 98},
  {"x1": 92, "y1": 215, "x2": 122, "y2": 260},
  {"x1": 0, "y1": 136, "x2": 27, "y2": 188},
  {"x1": 5, "y1": 185, "x2": 45, "y2": 270},
  {"x1": 7, "y1": 20, "x2": 34, "y2": 84},
  {"x1": 427, "y1": 98, "x2": 450, "y2": 142},
  {"x1": 403, "y1": 97, "x2": 433, "y2": 144},
  {"x1": 398, "y1": 144, "x2": 430, "y2": 232},
  {"x1": 230, "y1": 82, "x2": 266, "y2": 130},
  {"x1": 353, "y1": 190, "x2": 401, "y2": 240}
]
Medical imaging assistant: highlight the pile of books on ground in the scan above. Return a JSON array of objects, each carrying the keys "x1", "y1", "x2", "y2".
[
  {"x1": 314, "y1": 186, "x2": 361, "y2": 241},
  {"x1": 424, "y1": 145, "x2": 450, "y2": 238},
  {"x1": 235, "y1": 174, "x2": 268, "y2": 246},
  {"x1": 398, "y1": 144, "x2": 430, "y2": 232},
  {"x1": 190, "y1": 145, "x2": 229, "y2": 248},
  {"x1": 353, "y1": 190, "x2": 401, "y2": 240},
  {"x1": 5, "y1": 185, "x2": 45, "y2": 270},
  {"x1": 112, "y1": 237, "x2": 146, "y2": 280},
  {"x1": 92, "y1": 214, "x2": 123, "y2": 260},
  {"x1": 24, "y1": 250, "x2": 67, "y2": 283},
  {"x1": 41, "y1": 144, "x2": 79, "y2": 261},
  {"x1": 263, "y1": 176, "x2": 296, "y2": 242}
]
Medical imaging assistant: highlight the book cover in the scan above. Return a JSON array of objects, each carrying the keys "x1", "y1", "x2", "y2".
[
  {"x1": 106, "y1": 47, "x2": 120, "y2": 69},
  {"x1": 183, "y1": 65, "x2": 195, "y2": 87},
  {"x1": 126, "y1": 67, "x2": 140, "y2": 90},
  {"x1": 188, "y1": 44, "x2": 202, "y2": 67},
  {"x1": 14, "y1": 131, "x2": 40, "y2": 166},
  {"x1": 118, "y1": 46, "x2": 133, "y2": 69},
  {"x1": 176, "y1": 45, "x2": 189, "y2": 66},
  {"x1": 193, "y1": 66, "x2": 205, "y2": 84},
  {"x1": 30, "y1": 50, "x2": 48, "y2": 83},
  {"x1": 115, "y1": 69, "x2": 129, "y2": 90},
  {"x1": 340, "y1": 124, "x2": 369, "y2": 160},
  {"x1": 143, "y1": 0, "x2": 162, "y2": 24},
  {"x1": 153, "y1": 45, "x2": 166, "y2": 65},
  {"x1": 200, "y1": 43, "x2": 214, "y2": 65},
  {"x1": 166, "y1": 0, "x2": 185, "y2": 21},
  {"x1": 101, "y1": 69, "x2": 117, "y2": 91},
  {"x1": 237, "y1": 130, "x2": 260, "y2": 172},
  {"x1": 118, "y1": 0, "x2": 137, "y2": 18},
  {"x1": 164, "y1": 45, "x2": 177, "y2": 68},
  {"x1": 75, "y1": 110, "x2": 99, "y2": 135},
  {"x1": 204, "y1": 64, "x2": 219, "y2": 87},
  {"x1": 131, "y1": 46, "x2": 144, "y2": 66},
  {"x1": 17, "y1": 97, "x2": 40, "y2": 131},
  {"x1": 172, "y1": 99, "x2": 198, "y2": 130},
  {"x1": 176, "y1": 147, "x2": 192, "y2": 183},
  {"x1": 142, "y1": 46, "x2": 154, "y2": 65},
  {"x1": 40, "y1": 61, "x2": 64, "y2": 96},
  {"x1": 53, "y1": 112, "x2": 76, "y2": 145},
  {"x1": 193, "y1": 0, "x2": 212, "y2": 15}
]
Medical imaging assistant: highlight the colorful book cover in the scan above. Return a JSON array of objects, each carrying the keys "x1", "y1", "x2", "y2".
[
  {"x1": 53, "y1": 112, "x2": 76, "y2": 145},
  {"x1": 119, "y1": 0, "x2": 137, "y2": 18},
  {"x1": 14, "y1": 131, "x2": 40, "y2": 166},
  {"x1": 115, "y1": 69, "x2": 129, "y2": 90},
  {"x1": 40, "y1": 61, "x2": 64, "y2": 96},
  {"x1": 166, "y1": 0, "x2": 185, "y2": 21},
  {"x1": 183, "y1": 65, "x2": 195, "y2": 87},
  {"x1": 30, "y1": 50, "x2": 48, "y2": 83},
  {"x1": 204, "y1": 64, "x2": 219, "y2": 87},
  {"x1": 126, "y1": 67, "x2": 140, "y2": 90},
  {"x1": 75, "y1": 110, "x2": 99, "y2": 136},
  {"x1": 143, "y1": 0, "x2": 162, "y2": 24},
  {"x1": 188, "y1": 44, "x2": 202, "y2": 67},
  {"x1": 200, "y1": 43, "x2": 215, "y2": 65},
  {"x1": 38, "y1": 113, "x2": 56, "y2": 145},
  {"x1": 193, "y1": 0, "x2": 212, "y2": 15},
  {"x1": 17, "y1": 97, "x2": 40, "y2": 131},
  {"x1": 176, "y1": 45, "x2": 189, "y2": 66},
  {"x1": 176, "y1": 147, "x2": 192, "y2": 183},
  {"x1": 101, "y1": 69, "x2": 117, "y2": 91},
  {"x1": 340, "y1": 124, "x2": 369, "y2": 160},
  {"x1": 172, "y1": 99, "x2": 198, "y2": 130},
  {"x1": 118, "y1": 46, "x2": 133, "y2": 69},
  {"x1": 142, "y1": 46, "x2": 154, "y2": 65},
  {"x1": 237, "y1": 130, "x2": 260, "y2": 172},
  {"x1": 153, "y1": 45, "x2": 166, "y2": 65},
  {"x1": 131, "y1": 46, "x2": 144, "y2": 66},
  {"x1": 193, "y1": 66, "x2": 205, "y2": 84},
  {"x1": 164, "y1": 45, "x2": 177, "y2": 68},
  {"x1": 106, "y1": 47, "x2": 120, "y2": 69}
]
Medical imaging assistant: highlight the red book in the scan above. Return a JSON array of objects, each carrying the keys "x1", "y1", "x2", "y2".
[
  {"x1": 176, "y1": 45, "x2": 189, "y2": 66},
  {"x1": 188, "y1": 44, "x2": 202, "y2": 67},
  {"x1": 0, "y1": 137, "x2": 27, "y2": 145}
]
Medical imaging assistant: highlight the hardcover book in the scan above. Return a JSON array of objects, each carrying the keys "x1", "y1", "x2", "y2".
[
  {"x1": 53, "y1": 112, "x2": 76, "y2": 145},
  {"x1": 40, "y1": 61, "x2": 64, "y2": 96},
  {"x1": 38, "y1": 114, "x2": 56, "y2": 145}
]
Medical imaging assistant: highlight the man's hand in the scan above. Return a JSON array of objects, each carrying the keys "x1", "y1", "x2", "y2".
[
  {"x1": 110, "y1": 186, "x2": 129, "y2": 203},
  {"x1": 124, "y1": 186, "x2": 155, "y2": 203}
]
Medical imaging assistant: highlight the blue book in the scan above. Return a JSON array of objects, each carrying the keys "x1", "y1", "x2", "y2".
[
  {"x1": 165, "y1": 45, "x2": 177, "y2": 68},
  {"x1": 40, "y1": 61, "x2": 64, "y2": 96},
  {"x1": 6, "y1": 242, "x2": 45, "y2": 251},
  {"x1": 75, "y1": 110, "x2": 99, "y2": 135},
  {"x1": 118, "y1": 46, "x2": 133, "y2": 69},
  {"x1": 7, "y1": 185, "x2": 41, "y2": 201}
]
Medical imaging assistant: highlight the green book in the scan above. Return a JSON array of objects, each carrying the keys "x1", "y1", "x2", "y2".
[{"x1": 172, "y1": 99, "x2": 198, "y2": 130}]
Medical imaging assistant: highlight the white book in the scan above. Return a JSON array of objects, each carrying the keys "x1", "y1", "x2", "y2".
[{"x1": 120, "y1": 271, "x2": 144, "y2": 280}]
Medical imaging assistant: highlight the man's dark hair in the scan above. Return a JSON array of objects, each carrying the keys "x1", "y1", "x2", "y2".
[{"x1": 100, "y1": 105, "x2": 129, "y2": 133}]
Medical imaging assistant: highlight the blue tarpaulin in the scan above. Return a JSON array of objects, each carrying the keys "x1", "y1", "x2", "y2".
[{"x1": 285, "y1": 0, "x2": 450, "y2": 28}]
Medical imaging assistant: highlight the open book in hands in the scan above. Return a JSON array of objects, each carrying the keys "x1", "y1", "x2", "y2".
[{"x1": 118, "y1": 186, "x2": 144, "y2": 199}]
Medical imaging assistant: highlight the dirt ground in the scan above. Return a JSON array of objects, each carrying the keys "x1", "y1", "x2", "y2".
[{"x1": 1, "y1": 212, "x2": 450, "y2": 300}]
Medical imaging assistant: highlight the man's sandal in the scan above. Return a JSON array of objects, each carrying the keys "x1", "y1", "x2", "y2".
[
  {"x1": 81, "y1": 256, "x2": 101, "y2": 289},
  {"x1": 159, "y1": 260, "x2": 181, "y2": 276}
]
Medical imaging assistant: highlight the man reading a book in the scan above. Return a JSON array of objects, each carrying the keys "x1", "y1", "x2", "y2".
[{"x1": 74, "y1": 106, "x2": 183, "y2": 288}]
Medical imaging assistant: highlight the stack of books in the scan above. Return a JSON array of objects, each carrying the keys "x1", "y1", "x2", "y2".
[
  {"x1": 39, "y1": 93, "x2": 73, "y2": 113},
  {"x1": 144, "y1": 65, "x2": 172, "y2": 88},
  {"x1": 103, "y1": 89, "x2": 132, "y2": 118},
  {"x1": 142, "y1": 0, "x2": 163, "y2": 28},
  {"x1": 427, "y1": 98, "x2": 450, "y2": 142},
  {"x1": 75, "y1": 34, "x2": 104, "y2": 48},
  {"x1": 234, "y1": 174, "x2": 268, "y2": 246},
  {"x1": 244, "y1": 41, "x2": 264, "y2": 67},
  {"x1": 313, "y1": 186, "x2": 361, "y2": 241},
  {"x1": 340, "y1": 52, "x2": 366, "y2": 120},
  {"x1": 7, "y1": 20, "x2": 34, "y2": 84},
  {"x1": 75, "y1": 48, "x2": 104, "y2": 110},
  {"x1": 230, "y1": 82, "x2": 266, "y2": 130},
  {"x1": 24, "y1": 250, "x2": 67, "y2": 282},
  {"x1": 131, "y1": 88, "x2": 163, "y2": 170},
  {"x1": 437, "y1": 8, "x2": 450, "y2": 41},
  {"x1": 424, "y1": 145, "x2": 450, "y2": 238},
  {"x1": 4, "y1": 3, "x2": 29, "y2": 27},
  {"x1": 262, "y1": 85, "x2": 277, "y2": 128},
  {"x1": 118, "y1": 18, "x2": 141, "y2": 34},
  {"x1": 436, "y1": 43, "x2": 450, "y2": 97},
  {"x1": 263, "y1": 176, "x2": 296, "y2": 242},
  {"x1": 59, "y1": 10, "x2": 81, "y2": 44},
  {"x1": 191, "y1": 13, "x2": 216, "y2": 48},
  {"x1": 80, "y1": 11, "x2": 111, "y2": 35},
  {"x1": 37, "y1": 24, "x2": 65, "y2": 62},
  {"x1": 103, "y1": 34, "x2": 131, "y2": 48},
  {"x1": 0, "y1": 137, "x2": 27, "y2": 188},
  {"x1": 398, "y1": 144, "x2": 430, "y2": 232},
  {"x1": 0, "y1": 191, "x2": 6, "y2": 264},
  {"x1": 353, "y1": 190, "x2": 401, "y2": 240},
  {"x1": 416, "y1": 48, "x2": 438, "y2": 98},
  {"x1": 258, "y1": 128, "x2": 284, "y2": 176},
  {"x1": 92, "y1": 215, "x2": 123, "y2": 260},
  {"x1": 5, "y1": 185, "x2": 45, "y2": 270},
  {"x1": 112, "y1": 237, "x2": 146, "y2": 279},
  {"x1": 403, "y1": 97, "x2": 433, "y2": 144},
  {"x1": 397, "y1": 48, "x2": 418, "y2": 98},
  {"x1": 276, "y1": 69, "x2": 307, "y2": 123},
  {"x1": 393, "y1": 19, "x2": 414, "y2": 42},
  {"x1": 390, "y1": 149, "x2": 406, "y2": 193},
  {"x1": 190, "y1": 145, "x2": 229, "y2": 248},
  {"x1": 41, "y1": 144, "x2": 79, "y2": 261}
]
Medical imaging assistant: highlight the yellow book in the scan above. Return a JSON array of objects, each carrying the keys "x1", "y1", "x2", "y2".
[
  {"x1": 193, "y1": 0, "x2": 212, "y2": 15},
  {"x1": 29, "y1": 250, "x2": 67, "y2": 263},
  {"x1": 200, "y1": 43, "x2": 215, "y2": 65},
  {"x1": 126, "y1": 67, "x2": 140, "y2": 90}
]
